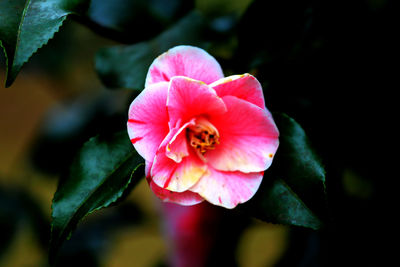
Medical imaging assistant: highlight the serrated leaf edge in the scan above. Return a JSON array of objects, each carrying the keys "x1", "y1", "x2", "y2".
[
  {"x1": 5, "y1": 0, "x2": 69, "y2": 87},
  {"x1": 5, "y1": 0, "x2": 31, "y2": 87}
]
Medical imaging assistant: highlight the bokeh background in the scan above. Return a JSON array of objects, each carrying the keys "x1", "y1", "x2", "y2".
[{"x1": 0, "y1": 0, "x2": 394, "y2": 266}]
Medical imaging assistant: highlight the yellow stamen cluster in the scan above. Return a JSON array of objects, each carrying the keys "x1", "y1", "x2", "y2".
[{"x1": 187, "y1": 118, "x2": 219, "y2": 154}]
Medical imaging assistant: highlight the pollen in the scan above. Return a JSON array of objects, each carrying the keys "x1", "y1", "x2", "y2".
[{"x1": 187, "y1": 118, "x2": 219, "y2": 154}]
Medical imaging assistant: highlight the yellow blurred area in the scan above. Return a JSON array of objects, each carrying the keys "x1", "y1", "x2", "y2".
[
  {"x1": 195, "y1": 0, "x2": 253, "y2": 17},
  {"x1": 237, "y1": 221, "x2": 288, "y2": 267},
  {"x1": 0, "y1": 21, "x2": 288, "y2": 267}
]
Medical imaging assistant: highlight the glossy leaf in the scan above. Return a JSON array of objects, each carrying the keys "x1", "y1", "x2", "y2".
[
  {"x1": 272, "y1": 112, "x2": 326, "y2": 215},
  {"x1": 49, "y1": 131, "x2": 144, "y2": 264},
  {"x1": 95, "y1": 11, "x2": 207, "y2": 90},
  {"x1": 0, "y1": 0, "x2": 189, "y2": 87},
  {"x1": 248, "y1": 179, "x2": 322, "y2": 229},
  {"x1": 0, "y1": 0, "x2": 89, "y2": 87},
  {"x1": 0, "y1": 0, "x2": 27, "y2": 87},
  {"x1": 242, "y1": 113, "x2": 325, "y2": 229}
]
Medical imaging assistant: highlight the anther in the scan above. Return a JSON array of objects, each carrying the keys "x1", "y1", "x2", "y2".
[{"x1": 187, "y1": 118, "x2": 220, "y2": 155}]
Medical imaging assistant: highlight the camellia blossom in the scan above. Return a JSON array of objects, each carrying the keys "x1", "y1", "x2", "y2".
[{"x1": 127, "y1": 45, "x2": 279, "y2": 209}]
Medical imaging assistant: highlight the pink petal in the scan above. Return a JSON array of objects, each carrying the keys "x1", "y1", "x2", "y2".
[
  {"x1": 146, "y1": 161, "x2": 204, "y2": 205},
  {"x1": 127, "y1": 82, "x2": 169, "y2": 162},
  {"x1": 210, "y1": 74, "x2": 267, "y2": 110},
  {"x1": 167, "y1": 76, "x2": 227, "y2": 127},
  {"x1": 145, "y1": 45, "x2": 224, "y2": 87},
  {"x1": 151, "y1": 152, "x2": 207, "y2": 193},
  {"x1": 149, "y1": 180, "x2": 204, "y2": 206},
  {"x1": 190, "y1": 168, "x2": 264, "y2": 209},
  {"x1": 151, "y1": 129, "x2": 207, "y2": 192},
  {"x1": 205, "y1": 96, "x2": 279, "y2": 173},
  {"x1": 145, "y1": 160, "x2": 152, "y2": 178},
  {"x1": 165, "y1": 119, "x2": 196, "y2": 163}
]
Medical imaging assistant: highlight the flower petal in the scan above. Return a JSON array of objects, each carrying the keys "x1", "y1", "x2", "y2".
[
  {"x1": 167, "y1": 76, "x2": 227, "y2": 127},
  {"x1": 127, "y1": 82, "x2": 169, "y2": 162},
  {"x1": 145, "y1": 160, "x2": 152, "y2": 178},
  {"x1": 145, "y1": 45, "x2": 224, "y2": 87},
  {"x1": 151, "y1": 151, "x2": 207, "y2": 193},
  {"x1": 210, "y1": 73, "x2": 267, "y2": 110},
  {"x1": 205, "y1": 96, "x2": 279, "y2": 173},
  {"x1": 145, "y1": 161, "x2": 204, "y2": 205},
  {"x1": 149, "y1": 180, "x2": 204, "y2": 206},
  {"x1": 151, "y1": 128, "x2": 207, "y2": 192},
  {"x1": 165, "y1": 119, "x2": 195, "y2": 163},
  {"x1": 190, "y1": 168, "x2": 264, "y2": 209}
]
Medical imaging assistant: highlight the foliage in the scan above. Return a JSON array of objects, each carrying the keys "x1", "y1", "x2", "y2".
[
  {"x1": 0, "y1": 0, "x2": 333, "y2": 264},
  {"x1": 95, "y1": 11, "x2": 207, "y2": 90},
  {"x1": 0, "y1": 0, "x2": 190, "y2": 87},
  {"x1": 49, "y1": 131, "x2": 144, "y2": 263},
  {"x1": 0, "y1": 0, "x2": 87, "y2": 87},
  {"x1": 243, "y1": 113, "x2": 325, "y2": 229}
]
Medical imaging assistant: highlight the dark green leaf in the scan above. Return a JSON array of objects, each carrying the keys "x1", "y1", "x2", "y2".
[
  {"x1": 0, "y1": 0, "x2": 28, "y2": 87},
  {"x1": 242, "y1": 113, "x2": 325, "y2": 229},
  {"x1": 247, "y1": 179, "x2": 322, "y2": 230},
  {"x1": 0, "y1": 0, "x2": 88, "y2": 87},
  {"x1": 49, "y1": 131, "x2": 144, "y2": 264},
  {"x1": 84, "y1": 0, "x2": 193, "y2": 43},
  {"x1": 0, "y1": 0, "x2": 198, "y2": 88},
  {"x1": 272, "y1": 112, "x2": 326, "y2": 215},
  {"x1": 95, "y1": 11, "x2": 208, "y2": 90}
]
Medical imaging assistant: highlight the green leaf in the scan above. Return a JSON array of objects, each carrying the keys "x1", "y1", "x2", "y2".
[
  {"x1": 0, "y1": 0, "x2": 88, "y2": 87},
  {"x1": 0, "y1": 1, "x2": 199, "y2": 88},
  {"x1": 95, "y1": 10, "x2": 208, "y2": 90},
  {"x1": 250, "y1": 179, "x2": 322, "y2": 230},
  {"x1": 242, "y1": 113, "x2": 325, "y2": 229},
  {"x1": 272, "y1": 112, "x2": 326, "y2": 214},
  {"x1": 49, "y1": 131, "x2": 144, "y2": 264}
]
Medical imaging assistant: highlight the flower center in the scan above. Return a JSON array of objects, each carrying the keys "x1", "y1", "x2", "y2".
[{"x1": 187, "y1": 118, "x2": 219, "y2": 154}]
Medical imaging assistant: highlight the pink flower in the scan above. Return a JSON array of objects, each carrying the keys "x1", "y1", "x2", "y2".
[{"x1": 127, "y1": 45, "x2": 279, "y2": 209}]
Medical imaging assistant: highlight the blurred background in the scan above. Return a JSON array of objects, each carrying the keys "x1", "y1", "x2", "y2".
[{"x1": 0, "y1": 0, "x2": 394, "y2": 266}]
